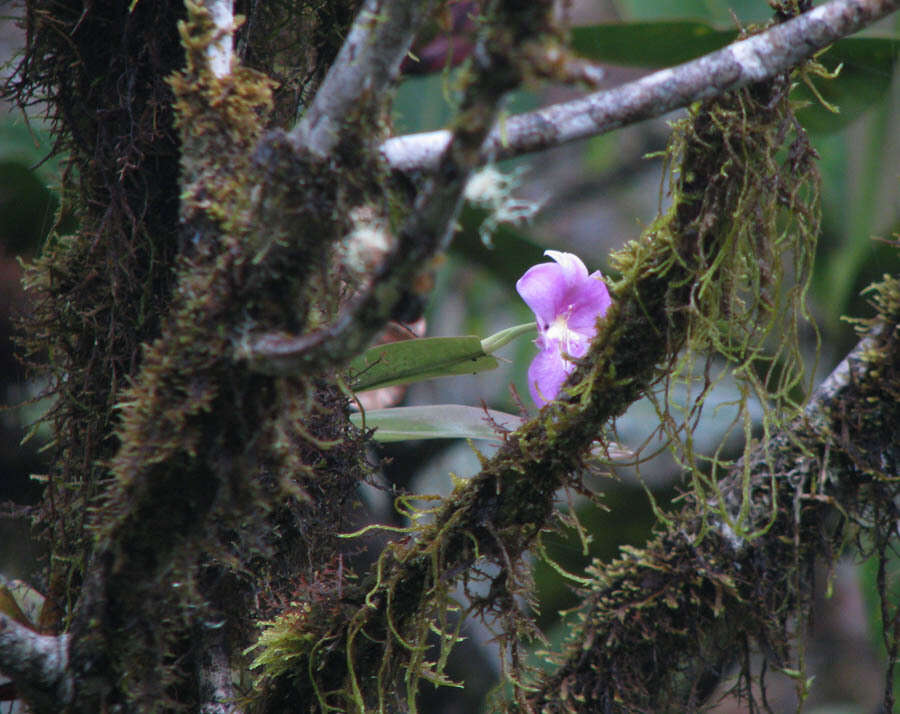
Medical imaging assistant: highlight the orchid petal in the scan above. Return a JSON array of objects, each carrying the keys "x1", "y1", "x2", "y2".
[
  {"x1": 564, "y1": 277, "x2": 612, "y2": 334},
  {"x1": 543, "y1": 250, "x2": 589, "y2": 287},
  {"x1": 516, "y1": 250, "x2": 613, "y2": 407},
  {"x1": 516, "y1": 262, "x2": 568, "y2": 328},
  {"x1": 527, "y1": 346, "x2": 572, "y2": 407},
  {"x1": 559, "y1": 331, "x2": 592, "y2": 361}
]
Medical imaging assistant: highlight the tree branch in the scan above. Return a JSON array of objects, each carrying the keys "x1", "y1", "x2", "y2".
[
  {"x1": 244, "y1": 0, "x2": 556, "y2": 375},
  {"x1": 197, "y1": 626, "x2": 242, "y2": 714},
  {"x1": 200, "y1": 0, "x2": 234, "y2": 78},
  {"x1": 0, "y1": 614, "x2": 72, "y2": 713},
  {"x1": 382, "y1": 0, "x2": 899, "y2": 173},
  {"x1": 288, "y1": 0, "x2": 439, "y2": 158}
]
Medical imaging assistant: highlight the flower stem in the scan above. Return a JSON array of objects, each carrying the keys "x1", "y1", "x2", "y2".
[{"x1": 481, "y1": 322, "x2": 536, "y2": 354}]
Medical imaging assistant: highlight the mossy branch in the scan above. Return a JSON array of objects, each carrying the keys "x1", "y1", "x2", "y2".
[{"x1": 520, "y1": 287, "x2": 900, "y2": 713}]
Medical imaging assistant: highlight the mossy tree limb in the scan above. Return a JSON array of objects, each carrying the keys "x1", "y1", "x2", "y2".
[
  {"x1": 63, "y1": 4, "x2": 377, "y2": 710},
  {"x1": 520, "y1": 290, "x2": 900, "y2": 713}
]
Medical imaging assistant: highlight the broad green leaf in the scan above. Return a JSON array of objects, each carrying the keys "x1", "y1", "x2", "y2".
[
  {"x1": 0, "y1": 161, "x2": 58, "y2": 254},
  {"x1": 570, "y1": 21, "x2": 736, "y2": 67},
  {"x1": 615, "y1": 0, "x2": 771, "y2": 25},
  {"x1": 794, "y1": 38, "x2": 899, "y2": 134},
  {"x1": 350, "y1": 405, "x2": 523, "y2": 442},
  {"x1": 350, "y1": 336, "x2": 499, "y2": 392}
]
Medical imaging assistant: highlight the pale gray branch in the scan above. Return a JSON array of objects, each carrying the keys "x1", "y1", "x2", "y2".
[
  {"x1": 197, "y1": 626, "x2": 242, "y2": 714},
  {"x1": 289, "y1": 0, "x2": 439, "y2": 157},
  {"x1": 200, "y1": 0, "x2": 234, "y2": 78},
  {"x1": 0, "y1": 613, "x2": 72, "y2": 712},
  {"x1": 382, "y1": 0, "x2": 899, "y2": 173}
]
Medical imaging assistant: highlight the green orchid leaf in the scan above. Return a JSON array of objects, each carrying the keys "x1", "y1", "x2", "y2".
[
  {"x1": 481, "y1": 322, "x2": 536, "y2": 355},
  {"x1": 350, "y1": 336, "x2": 499, "y2": 392},
  {"x1": 350, "y1": 405, "x2": 523, "y2": 442}
]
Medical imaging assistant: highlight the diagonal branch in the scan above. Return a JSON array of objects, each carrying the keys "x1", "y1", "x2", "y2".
[
  {"x1": 522, "y1": 307, "x2": 900, "y2": 712},
  {"x1": 0, "y1": 614, "x2": 72, "y2": 713},
  {"x1": 382, "y1": 0, "x2": 899, "y2": 173},
  {"x1": 288, "y1": 0, "x2": 439, "y2": 158}
]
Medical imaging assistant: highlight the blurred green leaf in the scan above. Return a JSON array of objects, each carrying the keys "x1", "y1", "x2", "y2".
[
  {"x1": 350, "y1": 404, "x2": 522, "y2": 442},
  {"x1": 452, "y1": 204, "x2": 546, "y2": 285},
  {"x1": 349, "y1": 336, "x2": 499, "y2": 393},
  {"x1": 614, "y1": 0, "x2": 771, "y2": 25},
  {"x1": 859, "y1": 549, "x2": 900, "y2": 697},
  {"x1": 794, "y1": 38, "x2": 900, "y2": 134},
  {"x1": 0, "y1": 117, "x2": 71, "y2": 254},
  {"x1": 0, "y1": 161, "x2": 58, "y2": 254},
  {"x1": 0, "y1": 119, "x2": 60, "y2": 181},
  {"x1": 570, "y1": 21, "x2": 736, "y2": 67}
]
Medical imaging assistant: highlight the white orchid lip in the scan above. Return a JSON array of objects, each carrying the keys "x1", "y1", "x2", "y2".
[
  {"x1": 543, "y1": 313, "x2": 581, "y2": 360},
  {"x1": 515, "y1": 251, "x2": 612, "y2": 407}
]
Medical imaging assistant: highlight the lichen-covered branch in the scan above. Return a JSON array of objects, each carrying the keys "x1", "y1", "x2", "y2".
[
  {"x1": 382, "y1": 0, "x2": 899, "y2": 173},
  {"x1": 521, "y1": 289, "x2": 900, "y2": 712},
  {"x1": 288, "y1": 0, "x2": 439, "y2": 158},
  {"x1": 0, "y1": 614, "x2": 72, "y2": 713}
]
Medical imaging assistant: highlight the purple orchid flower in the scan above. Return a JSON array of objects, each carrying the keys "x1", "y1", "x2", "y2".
[{"x1": 516, "y1": 250, "x2": 612, "y2": 407}]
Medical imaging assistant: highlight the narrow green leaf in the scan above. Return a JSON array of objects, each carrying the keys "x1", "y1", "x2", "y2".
[
  {"x1": 350, "y1": 405, "x2": 523, "y2": 442},
  {"x1": 350, "y1": 336, "x2": 499, "y2": 392}
]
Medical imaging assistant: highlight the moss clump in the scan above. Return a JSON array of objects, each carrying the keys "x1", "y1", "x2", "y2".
[{"x1": 5, "y1": 0, "x2": 188, "y2": 626}]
